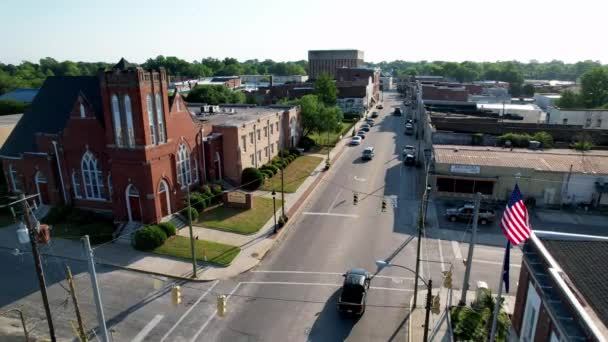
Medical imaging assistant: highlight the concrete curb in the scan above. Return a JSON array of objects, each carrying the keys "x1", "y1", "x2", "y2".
[{"x1": 409, "y1": 295, "x2": 414, "y2": 342}]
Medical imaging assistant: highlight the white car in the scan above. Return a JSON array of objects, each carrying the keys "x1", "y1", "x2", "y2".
[{"x1": 350, "y1": 136, "x2": 362, "y2": 145}]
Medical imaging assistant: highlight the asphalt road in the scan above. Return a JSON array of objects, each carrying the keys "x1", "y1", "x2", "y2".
[{"x1": 0, "y1": 91, "x2": 525, "y2": 341}]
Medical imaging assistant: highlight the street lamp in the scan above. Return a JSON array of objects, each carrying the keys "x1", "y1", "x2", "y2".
[
  {"x1": 376, "y1": 260, "x2": 433, "y2": 342},
  {"x1": 272, "y1": 190, "x2": 277, "y2": 234}
]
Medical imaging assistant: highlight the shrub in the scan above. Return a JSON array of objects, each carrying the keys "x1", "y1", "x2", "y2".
[
  {"x1": 273, "y1": 160, "x2": 285, "y2": 169},
  {"x1": 241, "y1": 167, "x2": 264, "y2": 190},
  {"x1": 185, "y1": 206, "x2": 199, "y2": 221},
  {"x1": 264, "y1": 164, "x2": 279, "y2": 175},
  {"x1": 297, "y1": 136, "x2": 316, "y2": 151},
  {"x1": 279, "y1": 149, "x2": 290, "y2": 158},
  {"x1": 42, "y1": 205, "x2": 71, "y2": 224},
  {"x1": 133, "y1": 225, "x2": 167, "y2": 250},
  {"x1": 532, "y1": 131, "x2": 553, "y2": 148},
  {"x1": 211, "y1": 184, "x2": 223, "y2": 195},
  {"x1": 189, "y1": 192, "x2": 205, "y2": 211},
  {"x1": 278, "y1": 214, "x2": 289, "y2": 228},
  {"x1": 261, "y1": 169, "x2": 273, "y2": 179},
  {"x1": 289, "y1": 148, "x2": 302, "y2": 156},
  {"x1": 471, "y1": 133, "x2": 483, "y2": 146},
  {"x1": 158, "y1": 222, "x2": 177, "y2": 237},
  {"x1": 497, "y1": 133, "x2": 531, "y2": 148},
  {"x1": 200, "y1": 185, "x2": 212, "y2": 196}
]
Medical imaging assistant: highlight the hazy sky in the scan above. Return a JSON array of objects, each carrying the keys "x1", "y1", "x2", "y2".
[{"x1": 1, "y1": 0, "x2": 605, "y2": 65}]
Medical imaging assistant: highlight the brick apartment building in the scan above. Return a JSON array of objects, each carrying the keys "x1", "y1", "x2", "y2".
[
  {"x1": 511, "y1": 230, "x2": 608, "y2": 341},
  {"x1": 308, "y1": 50, "x2": 364, "y2": 79},
  {"x1": 1, "y1": 59, "x2": 301, "y2": 224}
]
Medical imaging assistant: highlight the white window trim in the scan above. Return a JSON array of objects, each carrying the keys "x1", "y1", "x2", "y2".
[
  {"x1": 9, "y1": 165, "x2": 20, "y2": 192},
  {"x1": 81, "y1": 151, "x2": 105, "y2": 200},
  {"x1": 521, "y1": 281, "x2": 541, "y2": 342},
  {"x1": 177, "y1": 143, "x2": 193, "y2": 188},
  {"x1": 72, "y1": 170, "x2": 82, "y2": 199},
  {"x1": 124, "y1": 95, "x2": 135, "y2": 147},
  {"x1": 79, "y1": 103, "x2": 86, "y2": 118},
  {"x1": 155, "y1": 94, "x2": 166, "y2": 143},
  {"x1": 147, "y1": 95, "x2": 157, "y2": 144},
  {"x1": 111, "y1": 95, "x2": 123, "y2": 146}
]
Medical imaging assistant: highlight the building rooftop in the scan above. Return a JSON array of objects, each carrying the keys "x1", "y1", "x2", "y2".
[
  {"x1": 477, "y1": 103, "x2": 543, "y2": 111},
  {"x1": 188, "y1": 105, "x2": 295, "y2": 127},
  {"x1": 533, "y1": 231, "x2": 608, "y2": 339},
  {"x1": 434, "y1": 145, "x2": 608, "y2": 174}
]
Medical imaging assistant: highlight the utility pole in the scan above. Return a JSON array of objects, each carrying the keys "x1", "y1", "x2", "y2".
[
  {"x1": 186, "y1": 185, "x2": 197, "y2": 278},
  {"x1": 20, "y1": 194, "x2": 56, "y2": 342},
  {"x1": 423, "y1": 279, "x2": 433, "y2": 342},
  {"x1": 82, "y1": 235, "x2": 109, "y2": 342},
  {"x1": 66, "y1": 266, "x2": 87, "y2": 342},
  {"x1": 413, "y1": 185, "x2": 430, "y2": 307},
  {"x1": 281, "y1": 161, "x2": 285, "y2": 218},
  {"x1": 459, "y1": 192, "x2": 481, "y2": 306}
]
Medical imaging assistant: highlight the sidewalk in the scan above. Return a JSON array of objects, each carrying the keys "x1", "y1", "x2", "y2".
[
  {"x1": 408, "y1": 288, "x2": 516, "y2": 342},
  {"x1": 0, "y1": 119, "x2": 361, "y2": 282}
]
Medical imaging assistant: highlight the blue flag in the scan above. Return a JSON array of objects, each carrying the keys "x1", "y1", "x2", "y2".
[{"x1": 503, "y1": 240, "x2": 511, "y2": 293}]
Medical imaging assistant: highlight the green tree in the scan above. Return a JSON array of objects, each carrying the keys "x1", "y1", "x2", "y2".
[
  {"x1": 318, "y1": 106, "x2": 344, "y2": 134},
  {"x1": 580, "y1": 66, "x2": 608, "y2": 108},
  {"x1": 556, "y1": 89, "x2": 583, "y2": 108},
  {"x1": 0, "y1": 99, "x2": 27, "y2": 115},
  {"x1": 185, "y1": 85, "x2": 246, "y2": 104},
  {"x1": 314, "y1": 73, "x2": 337, "y2": 106},
  {"x1": 522, "y1": 84, "x2": 535, "y2": 97},
  {"x1": 296, "y1": 94, "x2": 322, "y2": 136}
]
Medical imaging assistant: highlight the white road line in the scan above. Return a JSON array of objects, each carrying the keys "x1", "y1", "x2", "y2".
[
  {"x1": 190, "y1": 282, "x2": 242, "y2": 342},
  {"x1": 327, "y1": 188, "x2": 343, "y2": 213},
  {"x1": 302, "y1": 212, "x2": 359, "y2": 218},
  {"x1": 160, "y1": 280, "x2": 218, "y2": 342},
  {"x1": 473, "y1": 259, "x2": 521, "y2": 268},
  {"x1": 370, "y1": 286, "x2": 414, "y2": 292},
  {"x1": 451, "y1": 241, "x2": 463, "y2": 261},
  {"x1": 132, "y1": 314, "x2": 164, "y2": 342},
  {"x1": 437, "y1": 239, "x2": 446, "y2": 272},
  {"x1": 251, "y1": 270, "x2": 413, "y2": 280}
]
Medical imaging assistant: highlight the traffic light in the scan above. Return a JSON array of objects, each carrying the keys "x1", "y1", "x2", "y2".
[
  {"x1": 353, "y1": 193, "x2": 358, "y2": 205},
  {"x1": 171, "y1": 285, "x2": 182, "y2": 306},
  {"x1": 217, "y1": 294, "x2": 227, "y2": 317},
  {"x1": 442, "y1": 270, "x2": 453, "y2": 289},
  {"x1": 381, "y1": 199, "x2": 387, "y2": 212},
  {"x1": 431, "y1": 295, "x2": 441, "y2": 314}
]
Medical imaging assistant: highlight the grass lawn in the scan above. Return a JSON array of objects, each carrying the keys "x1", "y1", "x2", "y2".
[
  {"x1": 261, "y1": 155, "x2": 323, "y2": 193},
  {"x1": 153, "y1": 235, "x2": 240, "y2": 267},
  {"x1": 197, "y1": 197, "x2": 283, "y2": 234},
  {"x1": 308, "y1": 122, "x2": 353, "y2": 146}
]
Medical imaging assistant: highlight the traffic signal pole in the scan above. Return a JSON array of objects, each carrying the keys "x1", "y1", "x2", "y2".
[{"x1": 459, "y1": 192, "x2": 481, "y2": 306}]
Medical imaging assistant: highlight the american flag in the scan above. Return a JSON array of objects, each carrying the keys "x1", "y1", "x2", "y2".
[{"x1": 500, "y1": 184, "x2": 531, "y2": 246}]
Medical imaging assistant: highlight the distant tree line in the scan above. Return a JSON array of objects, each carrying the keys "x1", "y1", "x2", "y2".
[{"x1": 555, "y1": 66, "x2": 608, "y2": 109}]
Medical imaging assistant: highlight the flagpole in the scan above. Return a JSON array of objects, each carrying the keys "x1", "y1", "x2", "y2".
[{"x1": 488, "y1": 240, "x2": 509, "y2": 342}]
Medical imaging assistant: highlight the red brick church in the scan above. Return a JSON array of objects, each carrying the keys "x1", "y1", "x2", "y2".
[{"x1": 1, "y1": 59, "x2": 223, "y2": 224}]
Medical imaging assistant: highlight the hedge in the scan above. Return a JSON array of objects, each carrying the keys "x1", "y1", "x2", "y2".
[
  {"x1": 288, "y1": 148, "x2": 302, "y2": 156},
  {"x1": 189, "y1": 192, "x2": 206, "y2": 211},
  {"x1": 497, "y1": 131, "x2": 554, "y2": 148},
  {"x1": 241, "y1": 167, "x2": 264, "y2": 190},
  {"x1": 211, "y1": 184, "x2": 223, "y2": 195},
  {"x1": 200, "y1": 185, "x2": 212, "y2": 196},
  {"x1": 186, "y1": 206, "x2": 199, "y2": 221},
  {"x1": 158, "y1": 222, "x2": 177, "y2": 237},
  {"x1": 297, "y1": 136, "x2": 316, "y2": 151},
  {"x1": 261, "y1": 169, "x2": 273, "y2": 179},
  {"x1": 134, "y1": 225, "x2": 167, "y2": 250}
]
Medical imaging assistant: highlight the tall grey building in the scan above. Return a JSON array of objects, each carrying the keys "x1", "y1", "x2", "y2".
[{"x1": 308, "y1": 50, "x2": 364, "y2": 79}]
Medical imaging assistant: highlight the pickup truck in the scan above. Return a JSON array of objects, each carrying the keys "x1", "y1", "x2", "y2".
[
  {"x1": 445, "y1": 204, "x2": 496, "y2": 225},
  {"x1": 337, "y1": 268, "x2": 371, "y2": 317}
]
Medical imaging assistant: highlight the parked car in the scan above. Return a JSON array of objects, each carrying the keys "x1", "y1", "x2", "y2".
[
  {"x1": 377, "y1": 104, "x2": 384, "y2": 109},
  {"x1": 445, "y1": 204, "x2": 496, "y2": 225},
  {"x1": 394, "y1": 108, "x2": 402, "y2": 116},
  {"x1": 356, "y1": 131, "x2": 366, "y2": 139},
  {"x1": 406, "y1": 119, "x2": 413, "y2": 124},
  {"x1": 350, "y1": 136, "x2": 362, "y2": 145},
  {"x1": 360, "y1": 124, "x2": 371, "y2": 132},
  {"x1": 403, "y1": 145, "x2": 416, "y2": 165},
  {"x1": 404, "y1": 154, "x2": 416, "y2": 166},
  {"x1": 365, "y1": 119, "x2": 374, "y2": 126},
  {"x1": 337, "y1": 268, "x2": 371, "y2": 317},
  {"x1": 405, "y1": 123, "x2": 414, "y2": 135},
  {"x1": 362, "y1": 147, "x2": 375, "y2": 160},
  {"x1": 371, "y1": 112, "x2": 379, "y2": 118}
]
